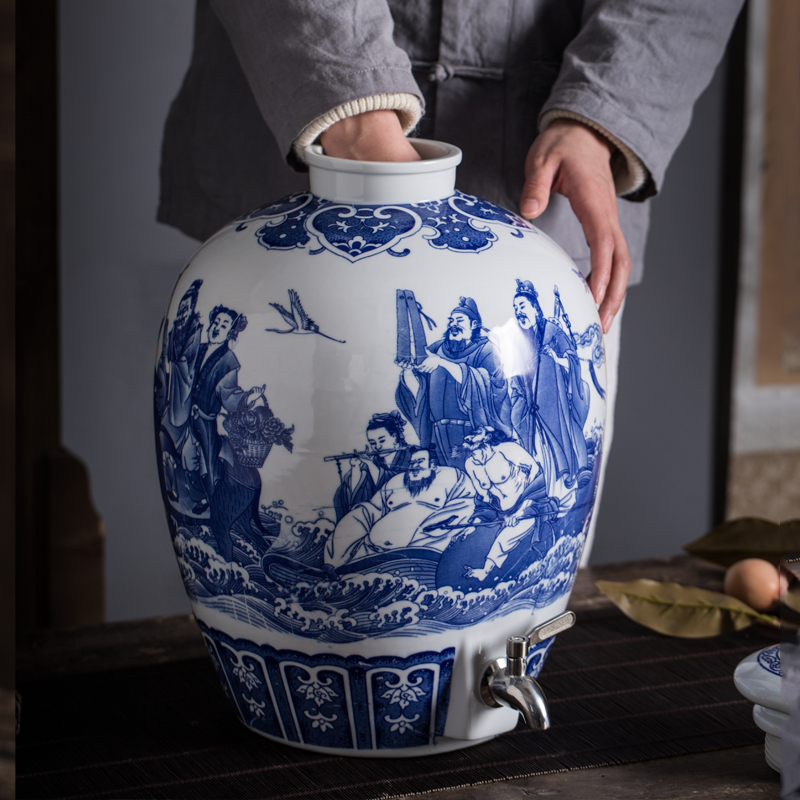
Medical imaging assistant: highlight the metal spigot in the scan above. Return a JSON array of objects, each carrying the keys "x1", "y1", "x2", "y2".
[{"x1": 479, "y1": 611, "x2": 575, "y2": 731}]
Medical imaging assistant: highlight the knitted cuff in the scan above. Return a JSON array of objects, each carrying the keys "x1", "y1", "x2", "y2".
[
  {"x1": 293, "y1": 92, "x2": 424, "y2": 163},
  {"x1": 539, "y1": 108, "x2": 649, "y2": 197}
]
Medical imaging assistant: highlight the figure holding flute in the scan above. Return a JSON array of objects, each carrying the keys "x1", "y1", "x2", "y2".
[{"x1": 329, "y1": 411, "x2": 413, "y2": 521}]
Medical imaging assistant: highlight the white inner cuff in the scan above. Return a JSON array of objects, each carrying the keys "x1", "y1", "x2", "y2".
[
  {"x1": 293, "y1": 92, "x2": 424, "y2": 163},
  {"x1": 540, "y1": 108, "x2": 649, "y2": 197}
]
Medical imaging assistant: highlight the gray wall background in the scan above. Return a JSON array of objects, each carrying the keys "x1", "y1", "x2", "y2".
[
  {"x1": 593, "y1": 58, "x2": 726, "y2": 564},
  {"x1": 59, "y1": 0, "x2": 728, "y2": 621}
]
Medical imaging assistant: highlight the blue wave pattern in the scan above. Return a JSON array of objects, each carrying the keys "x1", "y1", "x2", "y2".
[
  {"x1": 526, "y1": 637, "x2": 555, "y2": 678},
  {"x1": 757, "y1": 644, "x2": 781, "y2": 677},
  {"x1": 235, "y1": 190, "x2": 536, "y2": 261},
  {"x1": 170, "y1": 510, "x2": 585, "y2": 643},
  {"x1": 200, "y1": 621, "x2": 454, "y2": 750}
]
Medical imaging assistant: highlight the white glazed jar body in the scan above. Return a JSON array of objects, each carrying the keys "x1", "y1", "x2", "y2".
[{"x1": 154, "y1": 141, "x2": 606, "y2": 756}]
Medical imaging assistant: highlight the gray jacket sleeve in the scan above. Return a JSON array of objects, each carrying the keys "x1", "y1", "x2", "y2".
[
  {"x1": 209, "y1": 0, "x2": 423, "y2": 164},
  {"x1": 541, "y1": 0, "x2": 745, "y2": 199}
]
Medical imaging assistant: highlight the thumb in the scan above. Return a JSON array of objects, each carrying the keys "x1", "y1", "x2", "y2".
[{"x1": 520, "y1": 148, "x2": 558, "y2": 219}]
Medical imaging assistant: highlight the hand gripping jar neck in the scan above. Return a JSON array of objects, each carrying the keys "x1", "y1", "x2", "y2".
[{"x1": 305, "y1": 139, "x2": 462, "y2": 205}]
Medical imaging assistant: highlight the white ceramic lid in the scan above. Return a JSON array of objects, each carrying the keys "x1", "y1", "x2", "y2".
[
  {"x1": 734, "y1": 644, "x2": 785, "y2": 713},
  {"x1": 753, "y1": 703, "x2": 787, "y2": 737},
  {"x1": 764, "y1": 732, "x2": 781, "y2": 772}
]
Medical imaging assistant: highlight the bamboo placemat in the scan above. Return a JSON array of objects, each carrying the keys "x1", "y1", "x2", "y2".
[{"x1": 16, "y1": 609, "x2": 775, "y2": 800}]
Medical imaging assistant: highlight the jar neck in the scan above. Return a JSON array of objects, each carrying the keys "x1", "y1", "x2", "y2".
[{"x1": 305, "y1": 139, "x2": 461, "y2": 205}]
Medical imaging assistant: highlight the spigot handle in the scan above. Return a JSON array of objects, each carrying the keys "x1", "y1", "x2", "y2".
[
  {"x1": 506, "y1": 636, "x2": 527, "y2": 660},
  {"x1": 505, "y1": 636, "x2": 527, "y2": 678},
  {"x1": 527, "y1": 610, "x2": 575, "y2": 647}
]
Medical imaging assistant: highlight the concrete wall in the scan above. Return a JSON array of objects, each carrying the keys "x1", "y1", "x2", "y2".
[{"x1": 59, "y1": 0, "x2": 730, "y2": 620}]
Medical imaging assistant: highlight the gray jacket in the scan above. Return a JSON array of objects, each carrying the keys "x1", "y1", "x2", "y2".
[{"x1": 158, "y1": 0, "x2": 743, "y2": 284}]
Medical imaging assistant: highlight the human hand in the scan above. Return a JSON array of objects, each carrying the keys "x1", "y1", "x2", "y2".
[
  {"x1": 520, "y1": 120, "x2": 631, "y2": 333},
  {"x1": 464, "y1": 564, "x2": 492, "y2": 581},
  {"x1": 320, "y1": 110, "x2": 421, "y2": 162},
  {"x1": 415, "y1": 350, "x2": 446, "y2": 375},
  {"x1": 542, "y1": 345, "x2": 568, "y2": 370},
  {"x1": 246, "y1": 384, "x2": 265, "y2": 407}
]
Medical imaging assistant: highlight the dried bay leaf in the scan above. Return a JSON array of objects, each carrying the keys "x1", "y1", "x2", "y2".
[
  {"x1": 683, "y1": 518, "x2": 800, "y2": 568},
  {"x1": 595, "y1": 579, "x2": 780, "y2": 638}
]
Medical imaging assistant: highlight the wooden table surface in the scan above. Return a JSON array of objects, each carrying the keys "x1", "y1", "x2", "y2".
[{"x1": 17, "y1": 555, "x2": 782, "y2": 799}]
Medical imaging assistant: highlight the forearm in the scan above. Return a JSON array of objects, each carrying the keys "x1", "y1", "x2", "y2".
[
  {"x1": 319, "y1": 110, "x2": 420, "y2": 161},
  {"x1": 541, "y1": 0, "x2": 745, "y2": 199},
  {"x1": 209, "y1": 0, "x2": 423, "y2": 165}
]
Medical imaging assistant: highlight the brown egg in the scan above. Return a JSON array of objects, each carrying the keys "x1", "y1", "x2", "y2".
[{"x1": 724, "y1": 558, "x2": 780, "y2": 612}]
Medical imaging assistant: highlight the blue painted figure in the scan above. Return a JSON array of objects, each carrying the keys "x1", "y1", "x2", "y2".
[
  {"x1": 156, "y1": 279, "x2": 204, "y2": 504},
  {"x1": 324, "y1": 447, "x2": 476, "y2": 569},
  {"x1": 181, "y1": 306, "x2": 254, "y2": 512},
  {"x1": 396, "y1": 297, "x2": 512, "y2": 470},
  {"x1": 436, "y1": 426, "x2": 558, "y2": 591},
  {"x1": 331, "y1": 411, "x2": 414, "y2": 521},
  {"x1": 186, "y1": 305, "x2": 274, "y2": 560},
  {"x1": 509, "y1": 280, "x2": 591, "y2": 504},
  {"x1": 156, "y1": 290, "x2": 293, "y2": 564}
]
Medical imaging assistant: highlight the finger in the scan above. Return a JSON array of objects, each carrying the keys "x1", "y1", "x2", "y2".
[
  {"x1": 583, "y1": 218, "x2": 615, "y2": 309},
  {"x1": 598, "y1": 229, "x2": 631, "y2": 333},
  {"x1": 565, "y1": 180, "x2": 619, "y2": 310},
  {"x1": 583, "y1": 206, "x2": 627, "y2": 325},
  {"x1": 520, "y1": 148, "x2": 559, "y2": 219}
]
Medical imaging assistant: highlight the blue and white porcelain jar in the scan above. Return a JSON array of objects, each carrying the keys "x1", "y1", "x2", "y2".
[
  {"x1": 154, "y1": 140, "x2": 606, "y2": 756},
  {"x1": 734, "y1": 644, "x2": 785, "y2": 772}
]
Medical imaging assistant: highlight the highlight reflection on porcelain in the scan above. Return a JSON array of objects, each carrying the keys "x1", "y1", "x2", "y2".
[{"x1": 154, "y1": 140, "x2": 606, "y2": 755}]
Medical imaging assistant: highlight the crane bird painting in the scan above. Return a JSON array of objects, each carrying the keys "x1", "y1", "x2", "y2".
[{"x1": 265, "y1": 289, "x2": 346, "y2": 344}]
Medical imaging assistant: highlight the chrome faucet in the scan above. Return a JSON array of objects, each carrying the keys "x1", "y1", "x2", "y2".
[{"x1": 480, "y1": 611, "x2": 575, "y2": 731}]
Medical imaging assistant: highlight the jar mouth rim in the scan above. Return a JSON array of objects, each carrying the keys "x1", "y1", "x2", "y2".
[{"x1": 304, "y1": 138, "x2": 462, "y2": 175}]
